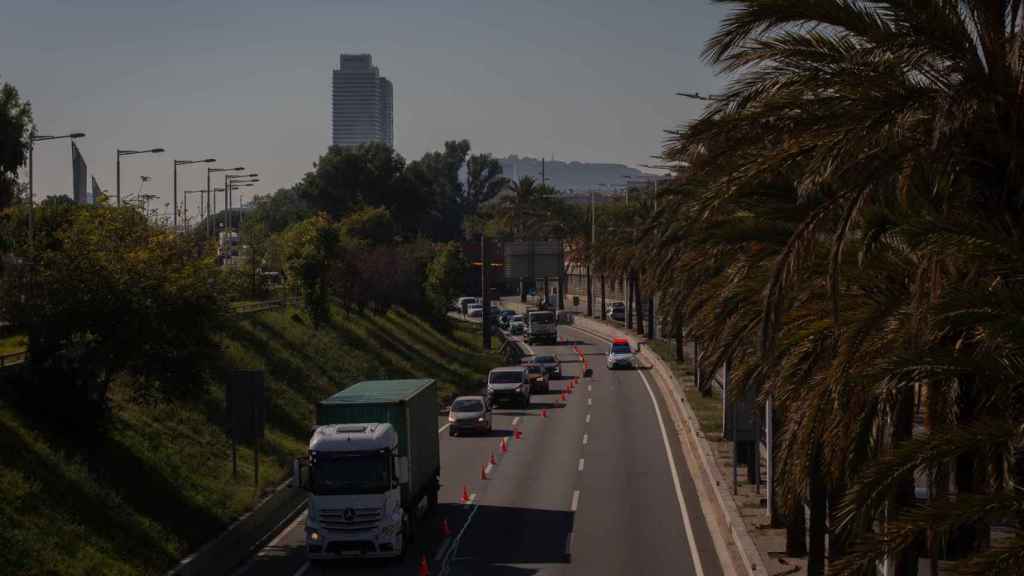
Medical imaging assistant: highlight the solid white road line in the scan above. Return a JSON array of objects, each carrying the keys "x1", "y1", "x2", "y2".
[
  {"x1": 586, "y1": 413, "x2": 591, "y2": 424},
  {"x1": 578, "y1": 458, "x2": 585, "y2": 472},
  {"x1": 582, "y1": 433, "x2": 588, "y2": 445},
  {"x1": 293, "y1": 562, "x2": 310, "y2": 576},
  {"x1": 434, "y1": 536, "x2": 452, "y2": 562},
  {"x1": 267, "y1": 511, "x2": 307, "y2": 549},
  {"x1": 637, "y1": 369, "x2": 706, "y2": 576},
  {"x1": 571, "y1": 490, "x2": 580, "y2": 512},
  {"x1": 438, "y1": 422, "x2": 451, "y2": 433}
]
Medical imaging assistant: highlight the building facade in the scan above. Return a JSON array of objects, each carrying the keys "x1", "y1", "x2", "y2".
[{"x1": 331, "y1": 54, "x2": 394, "y2": 148}]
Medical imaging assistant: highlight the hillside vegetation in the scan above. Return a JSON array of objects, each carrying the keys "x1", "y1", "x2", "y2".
[{"x1": 0, "y1": 306, "x2": 500, "y2": 576}]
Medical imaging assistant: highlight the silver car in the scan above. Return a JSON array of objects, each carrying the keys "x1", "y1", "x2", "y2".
[{"x1": 448, "y1": 396, "x2": 493, "y2": 436}]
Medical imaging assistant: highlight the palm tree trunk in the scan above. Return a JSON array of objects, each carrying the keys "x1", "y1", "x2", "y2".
[
  {"x1": 625, "y1": 273, "x2": 633, "y2": 329},
  {"x1": 586, "y1": 263, "x2": 592, "y2": 317},
  {"x1": 634, "y1": 272, "x2": 645, "y2": 336},
  {"x1": 808, "y1": 447, "x2": 827, "y2": 576},
  {"x1": 950, "y1": 375, "x2": 988, "y2": 557},
  {"x1": 828, "y1": 478, "x2": 848, "y2": 565},
  {"x1": 600, "y1": 274, "x2": 606, "y2": 319},
  {"x1": 891, "y1": 385, "x2": 919, "y2": 575},
  {"x1": 673, "y1": 308, "x2": 684, "y2": 361}
]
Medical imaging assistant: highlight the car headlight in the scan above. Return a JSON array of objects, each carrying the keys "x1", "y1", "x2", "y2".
[
  {"x1": 448, "y1": 413, "x2": 455, "y2": 422},
  {"x1": 308, "y1": 530, "x2": 321, "y2": 542},
  {"x1": 477, "y1": 417, "x2": 486, "y2": 422}
]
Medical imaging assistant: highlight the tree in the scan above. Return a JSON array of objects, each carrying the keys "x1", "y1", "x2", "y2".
[
  {"x1": 279, "y1": 213, "x2": 340, "y2": 328},
  {"x1": 0, "y1": 78, "x2": 32, "y2": 209},
  {"x1": 465, "y1": 153, "x2": 508, "y2": 216},
  {"x1": 0, "y1": 205, "x2": 224, "y2": 438},
  {"x1": 299, "y1": 143, "x2": 406, "y2": 220},
  {"x1": 425, "y1": 242, "x2": 468, "y2": 320},
  {"x1": 339, "y1": 206, "x2": 397, "y2": 245}
]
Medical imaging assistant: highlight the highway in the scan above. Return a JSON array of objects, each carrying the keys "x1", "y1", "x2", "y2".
[{"x1": 235, "y1": 324, "x2": 723, "y2": 576}]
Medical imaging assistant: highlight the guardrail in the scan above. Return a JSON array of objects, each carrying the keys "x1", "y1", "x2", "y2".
[
  {"x1": 230, "y1": 298, "x2": 302, "y2": 315},
  {"x1": 0, "y1": 351, "x2": 27, "y2": 368}
]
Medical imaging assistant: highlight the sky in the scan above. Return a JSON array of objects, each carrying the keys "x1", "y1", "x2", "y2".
[{"x1": 1, "y1": 0, "x2": 731, "y2": 218}]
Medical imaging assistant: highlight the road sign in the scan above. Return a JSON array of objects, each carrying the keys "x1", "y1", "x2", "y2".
[{"x1": 503, "y1": 240, "x2": 563, "y2": 279}]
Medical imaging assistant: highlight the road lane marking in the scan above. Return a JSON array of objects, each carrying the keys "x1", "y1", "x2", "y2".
[
  {"x1": 571, "y1": 490, "x2": 580, "y2": 512},
  {"x1": 293, "y1": 562, "x2": 310, "y2": 576},
  {"x1": 439, "y1": 423, "x2": 451, "y2": 433},
  {"x1": 578, "y1": 458, "x2": 585, "y2": 472},
  {"x1": 565, "y1": 532, "x2": 575, "y2": 560},
  {"x1": 582, "y1": 433, "x2": 588, "y2": 445},
  {"x1": 587, "y1": 398, "x2": 592, "y2": 406},
  {"x1": 512, "y1": 416, "x2": 521, "y2": 426},
  {"x1": 266, "y1": 511, "x2": 306, "y2": 549},
  {"x1": 485, "y1": 463, "x2": 494, "y2": 476},
  {"x1": 637, "y1": 369, "x2": 706, "y2": 576},
  {"x1": 434, "y1": 536, "x2": 452, "y2": 562},
  {"x1": 586, "y1": 413, "x2": 591, "y2": 424}
]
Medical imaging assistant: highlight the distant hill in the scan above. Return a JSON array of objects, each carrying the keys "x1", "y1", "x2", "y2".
[{"x1": 497, "y1": 155, "x2": 654, "y2": 192}]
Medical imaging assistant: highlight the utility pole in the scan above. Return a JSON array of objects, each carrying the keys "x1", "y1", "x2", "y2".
[{"x1": 481, "y1": 234, "x2": 491, "y2": 350}]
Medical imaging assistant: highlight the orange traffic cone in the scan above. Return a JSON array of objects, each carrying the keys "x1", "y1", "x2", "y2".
[
  {"x1": 461, "y1": 485, "x2": 470, "y2": 503},
  {"x1": 481, "y1": 464, "x2": 488, "y2": 480},
  {"x1": 542, "y1": 408, "x2": 548, "y2": 418},
  {"x1": 420, "y1": 555, "x2": 430, "y2": 575},
  {"x1": 559, "y1": 392, "x2": 566, "y2": 402},
  {"x1": 501, "y1": 438, "x2": 508, "y2": 453},
  {"x1": 441, "y1": 518, "x2": 451, "y2": 537},
  {"x1": 490, "y1": 452, "x2": 497, "y2": 466},
  {"x1": 515, "y1": 428, "x2": 523, "y2": 440}
]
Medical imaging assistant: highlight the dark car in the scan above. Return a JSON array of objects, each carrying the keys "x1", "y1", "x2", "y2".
[
  {"x1": 498, "y1": 309, "x2": 516, "y2": 329},
  {"x1": 447, "y1": 396, "x2": 493, "y2": 436},
  {"x1": 522, "y1": 362, "x2": 550, "y2": 393},
  {"x1": 532, "y1": 354, "x2": 562, "y2": 379}
]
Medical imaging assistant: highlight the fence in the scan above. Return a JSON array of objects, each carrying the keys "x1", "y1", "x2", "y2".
[{"x1": 0, "y1": 351, "x2": 27, "y2": 369}]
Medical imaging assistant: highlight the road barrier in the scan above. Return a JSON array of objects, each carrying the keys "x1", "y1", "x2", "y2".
[{"x1": 0, "y1": 350, "x2": 27, "y2": 368}]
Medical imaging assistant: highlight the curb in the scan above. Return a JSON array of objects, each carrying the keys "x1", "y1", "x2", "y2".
[
  {"x1": 166, "y1": 478, "x2": 307, "y2": 576},
  {"x1": 567, "y1": 316, "x2": 763, "y2": 576}
]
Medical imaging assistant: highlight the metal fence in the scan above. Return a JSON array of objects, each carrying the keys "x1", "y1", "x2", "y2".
[{"x1": 0, "y1": 351, "x2": 27, "y2": 368}]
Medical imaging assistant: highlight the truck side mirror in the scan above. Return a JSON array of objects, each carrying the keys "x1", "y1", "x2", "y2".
[
  {"x1": 292, "y1": 458, "x2": 310, "y2": 490},
  {"x1": 395, "y1": 456, "x2": 410, "y2": 485}
]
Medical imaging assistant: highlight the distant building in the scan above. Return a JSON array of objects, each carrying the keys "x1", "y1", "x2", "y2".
[{"x1": 332, "y1": 54, "x2": 394, "y2": 148}]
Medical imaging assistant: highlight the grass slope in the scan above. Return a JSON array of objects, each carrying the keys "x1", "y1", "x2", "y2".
[{"x1": 0, "y1": 306, "x2": 501, "y2": 576}]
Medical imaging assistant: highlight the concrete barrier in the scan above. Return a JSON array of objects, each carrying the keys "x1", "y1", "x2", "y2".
[{"x1": 166, "y1": 479, "x2": 307, "y2": 576}]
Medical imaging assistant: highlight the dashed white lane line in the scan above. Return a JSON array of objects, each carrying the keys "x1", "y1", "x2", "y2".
[
  {"x1": 571, "y1": 489, "x2": 580, "y2": 512},
  {"x1": 578, "y1": 458, "x2": 585, "y2": 472},
  {"x1": 587, "y1": 398, "x2": 592, "y2": 406},
  {"x1": 582, "y1": 433, "x2": 588, "y2": 445},
  {"x1": 586, "y1": 413, "x2": 591, "y2": 424},
  {"x1": 485, "y1": 463, "x2": 494, "y2": 476},
  {"x1": 439, "y1": 423, "x2": 451, "y2": 433},
  {"x1": 637, "y1": 368, "x2": 706, "y2": 576},
  {"x1": 588, "y1": 384, "x2": 592, "y2": 392},
  {"x1": 294, "y1": 562, "x2": 310, "y2": 576},
  {"x1": 512, "y1": 416, "x2": 521, "y2": 426}
]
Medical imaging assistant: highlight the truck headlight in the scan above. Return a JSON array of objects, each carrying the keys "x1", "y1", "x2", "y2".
[
  {"x1": 477, "y1": 417, "x2": 486, "y2": 422},
  {"x1": 308, "y1": 530, "x2": 321, "y2": 542},
  {"x1": 448, "y1": 413, "x2": 455, "y2": 422}
]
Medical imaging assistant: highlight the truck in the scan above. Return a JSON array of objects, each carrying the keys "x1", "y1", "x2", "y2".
[
  {"x1": 293, "y1": 379, "x2": 440, "y2": 560},
  {"x1": 526, "y1": 308, "x2": 558, "y2": 345}
]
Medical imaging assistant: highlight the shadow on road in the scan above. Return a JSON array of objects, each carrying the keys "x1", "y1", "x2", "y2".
[{"x1": 446, "y1": 505, "x2": 574, "y2": 571}]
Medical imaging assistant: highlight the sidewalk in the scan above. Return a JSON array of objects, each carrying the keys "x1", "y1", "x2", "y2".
[{"x1": 510, "y1": 294, "x2": 805, "y2": 576}]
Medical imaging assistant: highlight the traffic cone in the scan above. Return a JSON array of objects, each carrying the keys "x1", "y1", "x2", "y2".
[
  {"x1": 559, "y1": 392, "x2": 566, "y2": 403},
  {"x1": 490, "y1": 452, "x2": 497, "y2": 466},
  {"x1": 514, "y1": 428, "x2": 523, "y2": 440},
  {"x1": 542, "y1": 408, "x2": 548, "y2": 418},
  {"x1": 419, "y1": 555, "x2": 430, "y2": 576},
  {"x1": 501, "y1": 438, "x2": 508, "y2": 453},
  {"x1": 481, "y1": 464, "x2": 488, "y2": 480},
  {"x1": 461, "y1": 485, "x2": 470, "y2": 503},
  {"x1": 441, "y1": 517, "x2": 451, "y2": 537}
]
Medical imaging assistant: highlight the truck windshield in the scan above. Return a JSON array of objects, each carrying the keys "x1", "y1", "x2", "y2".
[
  {"x1": 530, "y1": 312, "x2": 554, "y2": 324},
  {"x1": 311, "y1": 450, "x2": 391, "y2": 495}
]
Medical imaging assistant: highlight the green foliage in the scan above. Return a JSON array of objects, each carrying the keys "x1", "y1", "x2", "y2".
[
  {"x1": 339, "y1": 206, "x2": 397, "y2": 245},
  {"x1": 278, "y1": 213, "x2": 339, "y2": 329},
  {"x1": 1, "y1": 205, "x2": 225, "y2": 433},
  {"x1": 0, "y1": 79, "x2": 32, "y2": 209},
  {"x1": 245, "y1": 187, "x2": 312, "y2": 235},
  {"x1": 425, "y1": 242, "x2": 468, "y2": 319}
]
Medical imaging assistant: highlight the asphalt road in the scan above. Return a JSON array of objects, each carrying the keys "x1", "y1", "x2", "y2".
[{"x1": 234, "y1": 325, "x2": 723, "y2": 576}]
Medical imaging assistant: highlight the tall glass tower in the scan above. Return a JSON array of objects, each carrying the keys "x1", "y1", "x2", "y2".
[{"x1": 331, "y1": 54, "x2": 394, "y2": 148}]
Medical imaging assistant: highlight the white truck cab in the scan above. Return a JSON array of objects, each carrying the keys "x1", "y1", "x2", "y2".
[{"x1": 298, "y1": 423, "x2": 409, "y2": 559}]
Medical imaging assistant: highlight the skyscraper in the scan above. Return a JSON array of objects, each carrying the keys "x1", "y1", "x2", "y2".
[{"x1": 332, "y1": 54, "x2": 394, "y2": 148}]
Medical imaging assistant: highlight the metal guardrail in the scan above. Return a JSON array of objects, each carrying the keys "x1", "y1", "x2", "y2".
[
  {"x1": 230, "y1": 298, "x2": 302, "y2": 315},
  {"x1": 0, "y1": 351, "x2": 27, "y2": 368}
]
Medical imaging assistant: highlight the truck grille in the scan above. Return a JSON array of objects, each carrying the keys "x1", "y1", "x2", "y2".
[{"x1": 320, "y1": 507, "x2": 382, "y2": 532}]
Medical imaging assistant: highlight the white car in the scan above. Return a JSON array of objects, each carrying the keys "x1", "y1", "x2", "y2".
[
  {"x1": 607, "y1": 338, "x2": 636, "y2": 369},
  {"x1": 467, "y1": 304, "x2": 483, "y2": 318}
]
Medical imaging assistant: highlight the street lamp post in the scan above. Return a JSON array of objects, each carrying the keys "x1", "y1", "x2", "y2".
[
  {"x1": 173, "y1": 158, "x2": 216, "y2": 231},
  {"x1": 225, "y1": 173, "x2": 258, "y2": 231},
  {"x1": 206, "y1": 166, "x2": 245, "y2": 237},
  {"x1": 117, "y1": 147, "x2": 164, "y2": 207},
  {"x1": 28, "y1": 132, "x2": 85, "y2": 252}
]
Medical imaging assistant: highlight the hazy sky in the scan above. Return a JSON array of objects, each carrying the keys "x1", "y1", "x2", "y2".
[{"x1": 2, "y1": 0, "x2": 730, "y2": 216}]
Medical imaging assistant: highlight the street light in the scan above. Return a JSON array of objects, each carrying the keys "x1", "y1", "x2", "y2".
[
  {"x1": 28, "y1": 131, "x2": 85, "y2": 251},
  {"x1": 173, "y1": 158, "x2": 216, "y2": 230},
  {"x1": 207, "y1": 166, "x2": 245, "y2": 236},
  {"x1": 117, "y1": 147, "x2": 164, "y2": 207},
  {"x1": 225, "y1": 173, "x2": 258, "y2": 231}
]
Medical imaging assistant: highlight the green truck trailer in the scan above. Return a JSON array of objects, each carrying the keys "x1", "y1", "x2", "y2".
[{"x1": 293, "y1": 379, "x2": 440, "y2": 559}]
